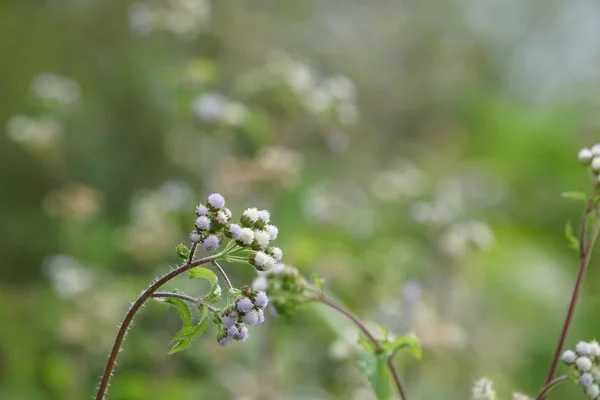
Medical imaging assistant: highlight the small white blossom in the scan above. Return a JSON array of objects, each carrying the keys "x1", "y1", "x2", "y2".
[
  {"x1": 189, "y1": 231, "x2": 202, "y2": 243},
  {"x1": 563, "y1": 350, "x2": 577, "y2": 364},
  {"x1": 207, "y1": 193, "x2": 225, "y2": 209},
  {"x1": 591, "y1": 341, "x2": 600, "y2": 357},
  {"x1": 195, "y1": 204, "x2": 209, "y2": 216},
  {"x1": 577, "y1": 357, "x2": 593, "y2": 372},
  {"x1": 592, "y1": 367, "x2": 600, "y2": 380},
  {"x1": 229, "y1": 223, "x2": 243, "y2": 240},
  {"x1": 257, "y1": 209, "x2": 270, "y2": 224},
  {"x1": 578, "y1": 341, "x2": 593, "y2": 356},
  {"x1": 242, "y1": 309, "x2": 262, "y2": 325},
  {"x1": 265, "y1": 224, "x2": 279, "y2": 240},
  {"x1": 586, "y1": 384, "x2": 600, "y2": 398},
  {"x1": 472, "y1": 378, "x2": 496, "y2": 400},
  {"x1": 237, "y1": 297, "x2": 254, "y2": 313},
  {"x1": 580, "y1": 148, "x2": 594, "y2": 164},
  {"x1": 221, "y1": 313, "x2": 237, "y2": 328},
  {"x1": 203, "y1": 235, "x2": 220, "y2": 251},
  {"x1": 242, "y1": 207, "x2": 260, "y2": 224},
  {"x1": 581, "y1": 373, "x2": 595, "y2": 388},
  {"x1": 238, "y1": 228, "x2": 255, "y2": 246},
  {"x1": 268, "y1": 247, "x2": 283, "y2": 262},
  {"x1": 195, "y1": 215, "x2": 211, "y2": 230},
  {"x1": 254, "y1": 230, "x2": 271, "y2": 250},
  {"x1": 512, "y1": 394, "x2": 530, "y2": 400},
  {"x1": 252, "y1": 251, "x2": 276, "y2": 271},
  {"x1": 223, "y1": 208, "x2": 232, "y2": 219},
  {"x1": 215, "y1": 211, "x2": 229, "y2": 224},
  {"x1": 254, "y1": 291, "x2": 269, "y2": 309},
  {"x1": 592, "y1": 158, "x2": 600, "y2": 173},
  {"x1": 592, "y1": 144, "x2": 600, "y2": 157}
]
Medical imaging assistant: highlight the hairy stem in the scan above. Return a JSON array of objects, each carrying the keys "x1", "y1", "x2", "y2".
[
  {"x1": 535, "y1": 375, "x2": 569, "y2": 400},
  {"x1": 317, "y1": 293, "x2": 408, "y2": 400},
  {"x1": 542, "y1": 200, "x2": 598, "y2": 397},
  {"x1": 152, "y1": 291, "x2": 219, "y2": 312},
  {"x1": 95, "y1": 254, "x2": 219, "y2": 400},
  {"x1": 212, "y1": 260, "x2": 233, "y2": 290}
]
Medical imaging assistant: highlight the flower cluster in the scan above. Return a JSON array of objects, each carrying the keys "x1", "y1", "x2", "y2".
[
  {"x1": 190, "y1": 194, "x2": 283, "y2": 272},
  {"x1": 253, "y1": 264, "x2": 308, "y2": 317},
  {"x1": 216, "y1": 287, "x2": 268, "y2": 346},
  {"x1": 472, "y1": 378, "x2": 497, "y2": 400},
  {"x1": 562, "y1": 340, "x2": 600, "y2": 398},
  {"x1": 578, "y1": 145, "x2": 600, "y2": 181}
]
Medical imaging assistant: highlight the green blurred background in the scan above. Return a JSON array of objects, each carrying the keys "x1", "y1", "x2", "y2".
[{"x1": 2, "y1": 1, "x2": 600, "y2": 399}]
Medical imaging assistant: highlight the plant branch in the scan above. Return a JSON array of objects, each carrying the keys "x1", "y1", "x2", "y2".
[
  {"x1": 95, "y1": 254, "x2": 220, "y2": 400},
  {"x1": 542, "y1": 199, "x2": 598, "y2": 397},
  {"x1": 152, "y1": 291, "x2": 219, "y2": 312},
  {"x1": 212, "y1": 260, "x2": 233, "y2": 290},
  {"x1": 535, "y1": 375, "x2": 569, "y2": 400},
  {"x1": 316, "y1": 292, "x2": 408, "y2": 400}
]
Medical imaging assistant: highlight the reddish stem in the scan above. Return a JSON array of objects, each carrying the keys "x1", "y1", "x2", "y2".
[{"x1": 535, "y1": 376, "x2": 568, "y2": 400}]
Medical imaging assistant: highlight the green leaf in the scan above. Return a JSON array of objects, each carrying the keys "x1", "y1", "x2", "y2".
[
  {"x1": 564, "y1": 221, "x2": 580, "y2": 252},
  {"x1": 159, "y1": 297, "x2": 193, "y2": 328},
  {"x1": 188, "y1": 267, "x2": 221, "y2": 304},
  {"x1": 169, "y1": 307, "x2": 211, "y2": 354},
  {"x1": 356, "y1": 352, "x2": 389, "y2": 400},
  {"x1": 561, "y1": 191, "x2": 588, "y2": 202},
  {"x1": 385, "y1": 334, "x2": 422, "y2": 360},
  {"x1": 176, "y1": 244, "x2": 190, "y2": 260},
  {"x1": 313, "y1": 273, "x2": 325, "y2": 290}
]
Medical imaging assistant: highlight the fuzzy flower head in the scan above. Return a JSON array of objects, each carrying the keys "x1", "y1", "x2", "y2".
[
  {"x1": 472, "y1": 378, "x2": 496, "y2": 400},
  {"x1": 251, "y1": 251, "x2": 276, "y2": 271},
  {"x1": 236, "y1": 297, "x2": 254, "y2": 314},
  {"x1": 563, "y1": 349, "x2": 577, "y2": 364},
  {"x1": 267, "y1": 247, "x2": 283, "y2": 262},
  {"x1": 592, "y1": 158, "x2": 600, "y2": 174},
  {"x1": 591, "y1": 341, "x2": 600, "y2": 357},
  {"x1": 253, "y1": 230, "x2": 271, "y2": 250},
  {"x1": 238, "y1": 228, "x2": 255, "y2": 246},
  {"x1": 195, "y1": 215, "x2": 211, "y2": 231},
  {"x1": 579, "y1": 148, "x2": 594, "y2": 165},
  {"x1": 207, "y1": 193, "x2": 225, "y2": 210},
  {"x1": 587, "y1": 384, "x2": 600, "y2": 399},
  {"x1": 580, "y1": 373, "x2": 595, "y2": 388},
  {"x1": 218, "y1": 334, "x2": 232, "y2": 347},
  {"x1": 189, "y1": 231, "x2": 202, "y2": 243},
  {"x1": 577, "y1": 357, "x2": 593, "y2": 372},
  {"x1": 241, "y1": 309, "x2": 264, "y2": 325},
  {"x1": 265, "y1": 224, "x2": 279, "y2": 240},
  {"x1": 577, "y1": 341, "x2": 593, "y2": 356},
  {"x1": 592, "y1": 144, "x2": 600, "y2": 157},
  {"x1": 228, "y1": 223, "x2": 243, "y2": 240},
  {"x1": 203, "y1": 235, "x2": 220, "y2": 252},
  {"x1": 221, "y1": 312, "x2": 238, "y2": 328},
  {"x1": 215, "y1": 210, "x2": 229, "y2": 225},
  {"x1": 256, "y1": 210, "x2": 270, "y2": 228},
  {"x1": 241, "y1": 207, "x2": 260, "y2": 227},
  {"x1": 254, "y1": 291, "x2": 269, "y2": 309},
  {"x1": 195, "y1": 204, "x2": 209, "y2": 216},
  {"x1": 236, "y1": 325, "x2": 249, "y2": 342}
]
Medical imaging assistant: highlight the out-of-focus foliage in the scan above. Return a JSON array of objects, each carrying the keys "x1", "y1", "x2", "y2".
[{"x1": 2, "y1": 0, "x2": 600, "y2": 399}]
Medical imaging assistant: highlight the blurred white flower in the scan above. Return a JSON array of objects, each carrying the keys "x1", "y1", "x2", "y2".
[
  {"x1": 30, "y1": 73, "x2": 81, "y2": 104},
  {"x1": 7, "y1": 115, "x2": 61, "y2": 149},
  {"x1": 43, "y1": 255, "x2": 93, "y2": 298}
]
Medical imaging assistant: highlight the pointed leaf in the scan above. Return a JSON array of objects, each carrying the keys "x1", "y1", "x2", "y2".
[
  {"x1": 168, "y1": 307, "x2": 211, "y2": 354},
  {"x1": 188, "y1": 267, "x2": 221, "y2": 304},
  {"x1": 561, "y1": 191, "x2": 588, "y2": 202},
  {"x1": 386, "y1": 334, "x2": 422, "y2": 360},
  {"x1": 158, "y1": 297, "x2": 193, "y2": 328},
  {"x1": 564, "y1": 221, "x2": 580, "y2": 252},
  {"x1": 356, "y1": 352, "x2": 389, "y2": 400}
]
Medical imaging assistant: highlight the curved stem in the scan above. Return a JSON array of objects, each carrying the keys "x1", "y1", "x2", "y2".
[
  {"x1": 152, "y1": 292, "x2": 219, "y2": 312},
  {"x1": 212, "y1": 260, "x2": 233, "y2": 290},
  {"x1": 317, "y1": 293, "x2": 408, "y2": 400},
  {"x1": 535, "y1": 375, "x2": 569, "y2": 400},
  {"x1": 95, "y1": 254, "x2": 219, "y2": 400},
  {"x1": 542, "y1": 201, "x2": 599, "y2": 397}
]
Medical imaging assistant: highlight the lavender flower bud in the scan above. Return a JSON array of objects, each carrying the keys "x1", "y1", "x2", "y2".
[
  {"x1": 228, "y1": 223, "x2": 243, "y2": 240},
  {"x1": 189, "y1": 231, "x2": 202, "y2": 243},
  {"x1": 195, "y1": 215, "x2": 211, "y2": 231},
  {"x1": 242, "y1": 309, "x2": 264, "y2": 325},
  {"x1": 207, "y1": 193, "x2": 225, "y2": 209},
  {"x1": 253, "y1": 230, "x2": 271, "y2": 250},
  {"x1": 254, "y1": 291, "x2": 269, "y2": 309},
  {"x1": 221, "y1": 312, "x2": 238, "y2": 328},
  {"x1": 238, "y1": 228, "x2": 255, "y2": 246},
  {"x1": 264, "y1": 224, "x2": 279, "y2": 240},
  {"x1": 195, "y1": 204, "x2": 209, "y2": 216},
  {"x1": 580, "y1": 373, "x2": 595, "y2": 388},
  {"x1": 203, "y1": 235, "x2": 220, "y2": 252},
  {"x1": 237, "y1": 297, "x2": 254, "y2": 313},
  {"x1": 227, "y1": 325, "x2": 239, "y2": 338},
  {"x1": 235, "y1": 325, "x2": 249, "y2": 342},
  {"x1": 562, "y1": 350, "x2": 577, "y2": 364},
  {"x1": 218, "y1": 335, "x2": 232, "y2": 347},
  {"x1": 578, "y1": 341, "x2": 593, "y2": 356}
]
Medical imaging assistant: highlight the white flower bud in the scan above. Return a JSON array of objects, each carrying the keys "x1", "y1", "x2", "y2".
[
  {"x1": 253, "y1": 230, "x2": 271, "y2": 250},
  {"x1": 577, "y1": 356, "x2": 593, "y2": 372},
  {"x1": 581, "y1": 373, "x2": 595, "y2": 388},
  {"x1": 580, "y1": 148, "x2": 594, "y2": 164},
  {"x1": 215, "y1": 210, "x2": 229, "y2": 225},
  {"x1": 251, "y1": 251, "x2": 276, "y2": 271},
  {"x1": 265, "y1": 224, "x2": 279, "y2": 240},
  {"x1": 241, "y1": 207, "x2": 260, "y2": 226},
  {"x1": 267, "y1": 247, "x2": 283, "y2": 262},
  {"x1": 562, "y1": 349, "x2": 577, "y2": 364},
  {"x1": 189, "y1": 231, "x2": 202, "y2": 243},
  {"x1": 223, "y1": 208, "x2": 232, "y2": 219},
  {"x1": 472, "y1": 378, "x2": 496, "y2": 400},
  {"x1": 592, "y1": 144, "x2": 600, "y2": 157},
  {"x1": 591, "y1": 157, "x2": 600, "y2": 173},
  {"x1": 591, "y1": 341, "x2": 600, "y2": 357},
  {"x1": 586, "y1": 384, "x2": 600, "y2": 398},
  {"x1": 252, "y1": 276, "x2": 268, "y2": 291},
  {"x1": 238, "y1": 228, "x2": 255, "y2": 246},
  {"x1": 257, "y1": 210, "x2": 270, "y2": 224}
]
